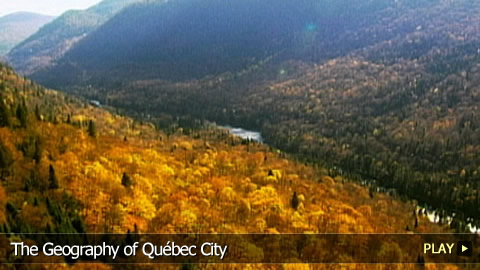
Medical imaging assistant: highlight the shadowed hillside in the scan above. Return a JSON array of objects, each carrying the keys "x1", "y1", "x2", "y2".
[
  {"x1": 31, "y1": 0, "x2": 438, "y2": 85},
  {"x1": 5, "y1": 0, "x2": 143, "y2": 75}
]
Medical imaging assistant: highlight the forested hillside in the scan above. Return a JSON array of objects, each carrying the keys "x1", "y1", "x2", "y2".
[
  {"x1": 0, "y1": 62, "x2": 453, "y2": 267},
  {"x1": 5, "y1": 0, "x2": 142, "y2": 75},
  {"x1": 30, "y1": 0, "x2": 442, "y2": 85},
  {"x1": 35, "y1": 0, "x2": 480, "y2": 228},
  {"x1": 0, "y1": 12, "x2": 53, "y2": 56}
]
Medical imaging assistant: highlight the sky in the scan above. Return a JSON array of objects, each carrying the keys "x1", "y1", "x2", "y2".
[{"x1": 0, "y1": 0, "x2": 103, "y2": 17}]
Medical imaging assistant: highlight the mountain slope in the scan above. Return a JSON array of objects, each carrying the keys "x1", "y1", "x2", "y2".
[
  {"x1": 5, "y1": 0, "x2": 142, "y2": 75},
  {"x1": 32, "y1": 0, "x2": 425, "y2": 85},
  {"x1": 0, "y1": 61, "x2": 453, "y2": 265},
  {"x1": 0, "y1": 12, "x2": 54, "y2": 56},
  {"x1": 41, "y1": 0, "x2": 480, "y2": 225}
]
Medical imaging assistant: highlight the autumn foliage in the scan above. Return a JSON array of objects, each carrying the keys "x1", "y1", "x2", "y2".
[{"x1": 0, "y1": 63, "x2": 456, "y2": 269}]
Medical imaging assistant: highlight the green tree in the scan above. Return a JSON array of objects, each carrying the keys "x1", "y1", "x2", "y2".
[
  {"x1": 16, "y1": 101, "x2": 28, "y2": 128},
  {"x1": 24, "y1": 170, "x2": 39, "y2": 192},
  {"x1": 48, "y1": 164, "x2": 59, "y2": 189},
  {"x1": 416, "y1": 254, "x2": 425, "y2": 266},
  {"x1": 0, "y1": 142, "x2": 13, "y2": 180},
  {"x1": 291, "y1": 191, "x2": 299, "y2": 210},
  {"x1": 121, "y1": 172, "x2": 132, "y2": 187},
  {"x1": 87, "y1": 120, "x2": 96, "y2": 138},
  {"x1": 34, "y1": 105, "x2": 42, "y2": 121},
  {"x1": 32, "y1": 139, "x2": 42, "y2": 164},
  {"x1": 0, "y1": 100, "x2": 10, "y2": 127}
]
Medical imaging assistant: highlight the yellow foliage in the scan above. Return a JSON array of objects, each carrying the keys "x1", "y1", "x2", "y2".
[
  {"x1": 249, "y1": 186, "x2": 281, "y2": 212},
  {"x1": 247, "y1": 183, "x2": 258, "y2": 193},
  {"x1": 287, "y1": 174, "x2": 299, "y2": 182},
  {"x1": 264, "y1": 175, "x2": 278, "y2": 184},
  {"x1": 297, "y1": 202, "x2": 305, "y2": 212},
  {"x1": 127, "y1": 188, "x2": 156, "y2": 220},
  {"x1": 271, "y1": 169, "x2": 282, "y2": 179},
  {"x1": 0, "y1": 64, "x2": 454, "y2": 268},
  {"x1": 178, "y1": 141, "x2": 193, "y2": 151},
  {"x1": 292, "y1": 211, "x2": 308, "y2": 230},
  {"x1": 220, "y1": 187, "x2": 237, "y2": 202},
  {"x1": 71, "y1": 263, "x2": 112, "y2": 270},
  {"x1": 174, "y1": 210, "x2": 197, "y2": 230},
  {"x1": 283, "y1": 264, "x2": 310, "y2": 270},
  {"x1": 339, "y1": 204, "x2": 363, "y2": 219},
  {"x1": 236, "y1": 199, "x2": 251, "y2": 220},
  {"x1": 322, "y1": 175, "x2": 335, "y2": 185},
  {"x1": 160, "y1": 164, "x2": 175, "y2": 176},
  {"x1": 357, "y1": 205, "x2": 373, "y2": 217},
  {"x1": 72, "y1": 115, "x2": 87, "y2": 123},
  {"x1": 0, "y1": 186, "x2": 6, "y2": 223},
  {"x1": 254, "y1": 217, "x2": 267, "y2": 231}
]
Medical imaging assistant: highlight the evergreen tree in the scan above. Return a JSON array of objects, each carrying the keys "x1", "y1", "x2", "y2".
[
  {"x1": 121, "y1": 172, "x2": 132, "y2": 187},
  {"x1": 16, "y1": 101, "x2": 28, "y2": 128},
  {"x1": 291, "y1": 191, "x2": 299, "y2": 210},
  {"x1": 416, "y1": 254, "x2": 425, "y2": 265},
  {"x1": 32, "y1": 139, "x2": 42, "y2": 164},
  {"x1": 87, "y1": 120, "x2": 96, "y2": 138},
  {"x1": 72, "y1": 217, "x2": 86, "y2": 234},
  {"x1": 48, "y1": 165, "x2": 59, "y2": 189},
  {"x1": 24, "y1": 172, "x2": 35, "y2": 192},
  {"x1": 34, "y1": 105, "x2": 42, "y2": 121},
  {"x1": 6, "y1": 202, "x2": 18, "y2": 217},
  {"x1": 0, "y1": 142, "x2": 13, "y2": 180},
  {"x1": 46, "y1": 197, "x2": 63, "y2": 224},
  {"x1": 0, "y1": 100, "x2": 10, "y2": 127}
]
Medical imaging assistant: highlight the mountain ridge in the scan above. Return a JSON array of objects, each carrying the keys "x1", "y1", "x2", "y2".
[
  {"x1": 32, "y1": 0, "x2": 430, "y2": 85},
  {"x1": 0, "y1": 12, "x2": 54, "y2": 56},
  {"x1": 5, "y1": 0, "x2": 143, "y2": 75}
]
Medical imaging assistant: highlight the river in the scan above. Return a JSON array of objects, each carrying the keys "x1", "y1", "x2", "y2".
[
  {"x1": 416, "y1": 206, "x2": 480, "y2": 233},
  {"x1": 220, "y1": 125, "x2": 480, "y2": 232},
  {"x1": 224, "y1": 126, "x2": 263, "y2": 142},
  {"x1": 222, "y1": 126, "x2": 263, "y2": 142}
]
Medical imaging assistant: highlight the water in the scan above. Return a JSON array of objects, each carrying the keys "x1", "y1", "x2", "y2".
[
  {"x1": 356, "y1": 178, "x2": 479, "y2": 233},
  {"x1": 416, "y1": 206, "x2": 480, "y2": 233},
  {"x1": 223, "y1": 126, "x2": 263, "y2": 142},
  {"x1": 220, "y1": 124, "x2": 480, "y2": 231}
]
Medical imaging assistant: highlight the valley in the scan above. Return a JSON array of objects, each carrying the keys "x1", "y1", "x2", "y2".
[
  {"x1": 1, "y1": 0, "x2": 480, "y2": 267},
  {"x1": 0, "y1": 61, "x2": 453, "y2": 267},
  {"x1": 25, "y1": 0, "x2": 480, "y2": 230}
]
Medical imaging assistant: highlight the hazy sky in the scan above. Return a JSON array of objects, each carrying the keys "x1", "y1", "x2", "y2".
[{"x1": 0, "y1": 0, "x2": 103, "y2": 17}]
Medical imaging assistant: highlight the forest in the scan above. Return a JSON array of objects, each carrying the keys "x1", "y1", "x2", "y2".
[
  {"x1": 0, "y1": 60, "x2": 461, "y2": 268},
  {"x1": 49, "y1": 0, "x2": 480, "y2": 230},
  {"x1": 2, "y1": 0, "x2": 480, "y2": 268}
]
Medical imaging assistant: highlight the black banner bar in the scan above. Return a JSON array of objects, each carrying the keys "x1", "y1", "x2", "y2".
[{"x1": 2, "y1": 233, "x2": 479, "y2": 264}]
